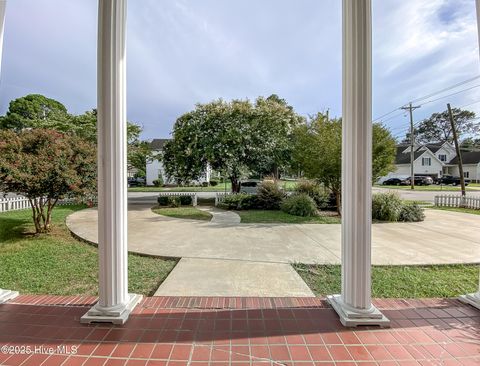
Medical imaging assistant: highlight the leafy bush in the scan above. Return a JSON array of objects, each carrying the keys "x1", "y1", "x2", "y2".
[
  {"x1": 201, "y1": 182, "x2": 209, "y2": 187},
  {"x1": 209, "y1": 180, "x2": 218, "y2": 187},
  {"x1": 157, "y1": 196, "x2": 181, "y2": 207},
  {"x1": 372, "y1": 192, "x2": 402, "y2": 221},
  {"x1": 281, "y1": 194, "x2": 317, "y2": 217},
  {"x1": 256, "y1": 181, "x2": 285, "y2": 210},
  {"x1": 178, "y1": 195, "x2": 193, "y2": 206},
  {"x1": 218, "y1": 194, "x2": 259, "y2": 210},
  {"x1": 294, "y1": 180, "x2": 329, "y2": 209},
  {"x1": 152, "y1": 177, "x2": 163, "y2": 187},
  {"x1": 399, "y1": 202, "x2": 425, "y2": 222}
]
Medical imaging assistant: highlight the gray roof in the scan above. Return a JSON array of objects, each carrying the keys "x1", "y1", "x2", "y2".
[
  {"x1": 150, "y1": 138, "x2": 170, "y2": 150},
  {"x1": 395, "y1": 146, "x2": 425, "y2": 164},
  {"x1": 424, "y1": 144, "x2": 442, "y2": 153},
  {"x1": 449, "y1": 151, "x2": 480, "y2": 165}
]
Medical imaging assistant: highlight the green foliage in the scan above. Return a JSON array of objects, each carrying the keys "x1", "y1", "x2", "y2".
[
  {"x1": 209, "y1": 180, "x2": 219, "y2": 186},
  {"x1": 0, "y1": 95, "x2": 151, "y2": 177},
  {"x1": 0, "y1": 129, "x2": 96, "y2": 233},
  {"x1": 372, "y1": 192, "x2": 403, "y2": 221},
  {"x1": 294, "y1": 180, "x2": 329, "y2": 209},
  {"x1": 178, "y1": 195, "x2": 193, "y2": 205},
  {"x1": 153, "y1": 176, "x2": 164, "y2": 187},
  {"x1": 293, "y1": 113, "x2": 396, "y2": 213},
  {"x1": 372, "y1": 193, "x2": 424, "y2": 222},
  {"x1": 218, "y1": 194, "x2": 259, "y2": 210},
  {"x1": 163, "y1": 95, "x2": 302, "y2": 191},
  {"x1": 414, "y1": 108, "x2": 477, "y2": 143},
  {"x1": 157, "y1": 195, "x2": 193, "y2": 207},
  {"x1": 0, "y1": 94, "x2": 69, "y2": 131},
  {"x1": 399, "y1": 202, "x2": 425, "y2": 222},
  {"x1": 256, "y1": 181, "x2": 285, "y2": 210},
  {"x1": 281, "y1": 194, "x2": 317, "y2": 217}
]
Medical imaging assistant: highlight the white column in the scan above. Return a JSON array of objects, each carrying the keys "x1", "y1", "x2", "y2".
[
  {"x1": 0, "y1": 0, "x2": 19, "y2": 305},
  {"x1": 81, "y1": 0, "x2": 141, "y2": 324},
  {"x1": 327, "y1": 0, "x2": 389, "y2": 327},
  {"x1": 459, "y1": 0, "x2": 480, "y2": 310}
]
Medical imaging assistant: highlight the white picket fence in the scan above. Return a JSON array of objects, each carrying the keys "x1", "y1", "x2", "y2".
[
  {"x1": 215, "y1": 192, "x2": 234, "y2": 206},
  {"x1": 434, "y1": 195, "x2": 480, "y2": 210},
  {"x1": 0, "y1": 196, "x2": 84, "y2": 213},
  {"x1": 158, "y1": 192, "x2": 198, "y2": 206}
]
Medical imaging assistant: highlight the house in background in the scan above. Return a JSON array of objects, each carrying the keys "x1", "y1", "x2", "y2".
[
  {"x1": 382, "y1": 142, "x2": 480, "y2": 182},
  {"x1": 145, "y1": 138, "x2": 211, "y2": 186}
]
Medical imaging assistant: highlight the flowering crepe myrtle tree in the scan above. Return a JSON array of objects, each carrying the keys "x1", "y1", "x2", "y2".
[{"x1": 0, "y1": 129, "x2": 96, "y2": 233}]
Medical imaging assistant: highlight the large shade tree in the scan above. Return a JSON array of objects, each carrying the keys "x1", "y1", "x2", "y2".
[
  {"x1": 163, "y1": 95, "x2": 301, "y2": 191},
  {"x1": 0, "y1": 95, "x2": 151, "y2": 176},
  {"x1": 0, "y1": 129, "x2": 96, "y2": 233},
  {"x1": 292, "y1": 113, "x2": 396, "y2": 214},
  {"x1": 414, "y1": 108, "x2": 477, "y2": 143}
]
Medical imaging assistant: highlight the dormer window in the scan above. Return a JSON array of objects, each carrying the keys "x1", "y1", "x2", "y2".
[{"x1": 439, "y1": 154, "x2": 447, "y2": 162}]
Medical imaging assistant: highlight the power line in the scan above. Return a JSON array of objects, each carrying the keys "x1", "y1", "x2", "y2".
[
  {"x1": 409, "y1": 75, "x2": 480, "y2": 104},
  {"x1": 373, "y1": 75, "x2": 480, "y2": 123},
  {"x1": 417, "y1": 84, "x2": 480, "y2": 108}
]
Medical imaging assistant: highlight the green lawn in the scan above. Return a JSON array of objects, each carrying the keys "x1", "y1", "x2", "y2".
[
  {"x1": 377, "y1": 184, "x2": 478, "y2": 191},
  {"x1": 0, "y1": 206, "x2": 178, "y2": 296},
  {"x1": 152, "y1": 206, "x2": 212, "y2": 221},
  {"x1": 294, "y1": 263, "x2": 478, "y2": 298},
  {"x1": 237, "y1": 210, "x2": 340, "y2": 224},
  {"x1": 430, "y1": 206, "x2": 480, "y2": 215}
]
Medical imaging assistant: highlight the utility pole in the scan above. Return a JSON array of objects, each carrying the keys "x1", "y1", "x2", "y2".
[
  {"x1": 401, "y1": 103, "x2": 421, "y2": 190},
  {"x1": 447, "y1": 103, "x2": 466, "y2": 199}
]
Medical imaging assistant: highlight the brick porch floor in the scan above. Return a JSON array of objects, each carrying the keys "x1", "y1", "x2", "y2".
[{"x1": 0, "y1": 295, "x2": 479, "y2": 365}]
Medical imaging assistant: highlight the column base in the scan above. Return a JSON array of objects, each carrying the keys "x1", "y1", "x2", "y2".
[
  {"x1": 327, "y1": 294, "x2": 390, "y2": 328},
  {"x1": 80, "y1": 293, "x2": 142, "y2": 324},
  {"x1": 459, "y1": 293, "x2": 480, "y2": 310},
  {"x1": 0, "y1": 289, "x2": 19, "y2": 304}
]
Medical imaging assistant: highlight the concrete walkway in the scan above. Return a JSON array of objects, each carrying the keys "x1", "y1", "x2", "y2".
[
  {"x1": 198, "y1": 206, "x2": 241, "y2": 224},
  {"x1": 67, "y1": 205, "x2": 480, "y2": 296}
]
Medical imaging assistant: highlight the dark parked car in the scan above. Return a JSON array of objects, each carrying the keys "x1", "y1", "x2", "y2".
[
  {"x1": 435, "y1": 175, "x2": 469, "y2": 186},
  {"x1": 405, "y1": 176, "x2": 433, "y2": 186},
  {"x1": 382, "y1": 178, "x2": 407, "y2": 186},
  {"x1": 127, "y1": 177, "x2": 146, "y2": 187}
]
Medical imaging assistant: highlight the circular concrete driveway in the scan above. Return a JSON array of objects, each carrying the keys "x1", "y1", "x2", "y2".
[{"x1": 67, "y1": 204, "x2": 480, "y2": 266}]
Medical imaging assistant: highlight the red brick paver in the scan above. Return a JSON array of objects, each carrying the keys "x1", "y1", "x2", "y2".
[{"x1": 0, "y1": 296, "x2": 478, "y2": 365}]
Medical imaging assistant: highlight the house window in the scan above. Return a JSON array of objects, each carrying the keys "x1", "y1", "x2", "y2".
[
  {"x1": 438, "y1": 154, "x2": 447, "y2": 162},
  {"x1": 464, "y1": 172, "x2": 470, "y2": 178},
  {"x1": 422, "y1": 157, "x2": 431, "y2": 166}
]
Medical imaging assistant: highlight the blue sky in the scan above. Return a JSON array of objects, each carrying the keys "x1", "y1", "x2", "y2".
[{"x1": 0, "y1": 0, "x2": 479, "y2": 140}]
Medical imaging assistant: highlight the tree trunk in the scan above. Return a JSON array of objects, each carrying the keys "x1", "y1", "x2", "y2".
[
  {"x1": 335, "y1": 190, "x2": 341, "y2": 216},
  {"x1": 230, "y1": 177, "x2": 240, "y2": 193}
]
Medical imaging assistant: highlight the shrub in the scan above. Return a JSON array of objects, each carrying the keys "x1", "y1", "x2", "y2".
[
  {"x1": 371, "y1": 192, "x2": 402, "y2": 221},
  {"x1": 218, "y1": 194, "x2": 259, "y2": 210},
  {"x1": 157, "y1": 196, "x2": 180, "y2": 207},
  {"x1": 399, "y1": 203, "x2": 425, "y2": 222},
  {"x1": 256, "y1": 181, "x2": 285, "y2": 210},
  {"x1": 178, "y1": 195, "x2": 193, "y2": 206},
  {"x1": 209, "y1": 180, "x2": 218, "y2": 187},
  {"x1": 294, "y1": 180, "x2": 329, "y2": 209},
  {"x1": 281, "y1": 194, "x2": 317, "y2": 217},
  {"x1": 152, "y1": 177, "x2": 163, "y2": 187},
  {"x1": 201, "y1": 182, "x2": 209, "y2": 187}
]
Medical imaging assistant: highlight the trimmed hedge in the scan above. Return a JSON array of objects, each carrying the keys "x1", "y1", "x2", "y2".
[
  {"x1": 157, "y1": 195, "x2": 193, "y2": 207},
  {"x1": 218, "y1": 194, "x2": 259, "y2": 210}
]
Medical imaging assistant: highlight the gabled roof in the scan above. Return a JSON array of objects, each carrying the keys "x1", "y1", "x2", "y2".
[
  {"x1": 423, "y1": 144, "x2": 442, "y2": 153},
  {"x1": 395, "y1": 146, "x2": 425, "y2": 164},
  {"x1": 150, "y1": 138, "x2": 170, "y2": 150},
  {"x1": 449, "y1": 151, "x2": 480, "y2": 165}
]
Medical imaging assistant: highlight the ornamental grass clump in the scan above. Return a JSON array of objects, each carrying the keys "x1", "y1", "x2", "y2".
[
  {"x1": 371, "y1": 192, "x2": 402, "y2": 222},
  {"x1": 294, "y1": 180, "x2": 329, "y2": 209},
  {"x1": 256, "y1": 181, "x2": 285, "y2": 210}
]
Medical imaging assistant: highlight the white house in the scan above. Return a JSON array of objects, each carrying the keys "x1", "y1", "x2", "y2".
[
  {"x1": 383, "y1": 142, "x2": 480, "y2": 182},
  {"x1": 145, "y1": 139, "x2": 211, "y2": 186}
]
